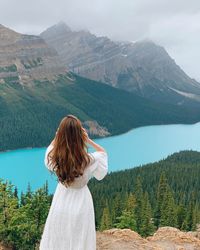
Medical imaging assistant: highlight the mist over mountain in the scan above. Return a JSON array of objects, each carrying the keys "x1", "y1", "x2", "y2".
[{"x1": 41, "y1": 22, "x2": 200, "y2": 106}]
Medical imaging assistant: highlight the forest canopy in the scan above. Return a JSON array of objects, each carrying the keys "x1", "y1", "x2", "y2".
[{"x1": 0, "y1": 150, "x2": 200, "y2": 249}]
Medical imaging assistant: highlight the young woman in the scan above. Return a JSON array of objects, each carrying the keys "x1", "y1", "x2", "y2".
[{"x1": 39, "y1": 114, "x2": 108, "y2": 250}]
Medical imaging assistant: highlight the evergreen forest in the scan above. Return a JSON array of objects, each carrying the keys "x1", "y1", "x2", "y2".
[{"x1": 0, "y1": 150, "x2": 200, "y2": 249}]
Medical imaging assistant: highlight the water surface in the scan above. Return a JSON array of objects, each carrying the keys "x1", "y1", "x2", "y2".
[{"x1": 0, "y1": 122, "x2": 200, "y2": 194}]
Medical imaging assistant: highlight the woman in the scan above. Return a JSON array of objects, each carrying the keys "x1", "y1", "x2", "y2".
[{"x1": 39, "y1": 114, "x2": 108, "y2": 250}]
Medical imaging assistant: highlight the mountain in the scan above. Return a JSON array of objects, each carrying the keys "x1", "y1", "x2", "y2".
[
  {"x1": 0, "y1": 24, "x2": 67, "y2": 84},
  {"x1": 2, "y1": 72, "x2": 200, "y2": 151},
  {"x1": 41, "y1": 22, "x2": 200, "y2": 105},
  {"x1": 1, "y1": 24, "x2": 200, "y2": 151}
]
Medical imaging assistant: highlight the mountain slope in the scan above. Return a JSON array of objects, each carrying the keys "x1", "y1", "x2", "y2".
[
  {"x1": 88, "y1": 150, "x2": 200, "y2": 230},
  {"x1": 41, "y1": 22, "x2": 200, "y2": 105},
  {"x1": 1, "y1": 24, "x2": 200, "y2": 151},
  {"x1": 2, "y1": 73, "x2": 200, "y2": 151},
  {"x1": 89, "y1": 150, "x2": 200, "y2": 206},
  {"x1": 0, "y1": 24, "x2": 67, "y2": 84}
]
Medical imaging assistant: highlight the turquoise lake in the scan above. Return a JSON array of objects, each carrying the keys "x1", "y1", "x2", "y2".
[{"x1": 1, "y1": 122, "x2": 200, "y2": 194}]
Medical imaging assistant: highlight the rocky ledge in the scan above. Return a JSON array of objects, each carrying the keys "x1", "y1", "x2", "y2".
[
  {"x1": 1, "y1": 227, "x2": 200, "y2": 250},
  {"x1": 96, "y1": 227, "x2": 200, "y2": 250}
]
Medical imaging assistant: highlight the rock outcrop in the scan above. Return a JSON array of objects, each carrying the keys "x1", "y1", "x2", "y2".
[
  {"x1": 96, "y1": 227, "x2": 200, "y2": 250},
  {"x1": 97, "y1": 228, "x2": 162, "y2": 250},
  {"x1": 147, "y1": 227, "x2": 200, "y2": 250},
  {"x1": 1, "y1": 227, "x2": 200, "y2": 249},
  {"x1": 0, "y1": 243, "x2": 12, "y2": 250}
]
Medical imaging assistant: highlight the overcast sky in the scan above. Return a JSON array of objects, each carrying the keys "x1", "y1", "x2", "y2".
[{"x1": 1, "y1": 0, "x2": 200, "y2": 80}]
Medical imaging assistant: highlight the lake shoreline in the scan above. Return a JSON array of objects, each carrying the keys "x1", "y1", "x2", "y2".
[
  {"x1": 1, "y1": 121, "x2": 200, "y2": 194},
  {"x1": 1, "y1": 120, "x2": 200, "y2": 154}
]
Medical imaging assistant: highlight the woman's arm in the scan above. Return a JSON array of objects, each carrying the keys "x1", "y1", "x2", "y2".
[
  {"x1": 87, "y1": 138, "x2": 106, "y2": 152},
  {"x1": 82, "y1": 128, "x2": 106, "y2": 152}
]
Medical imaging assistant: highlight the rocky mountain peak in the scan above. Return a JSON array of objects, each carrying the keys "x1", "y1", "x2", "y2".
[
  {"x1": 41, "y1": 23, "x2": 200, "y2": 105},
  {"x1": 41, "y1": 21, "x2": 72, "y2": 40},
  {"x1": 0, "y1": 25, "x2": 67, "y2": 85},
  {"x1": 131, "y1": 39, "x2": 168, "y2": 56},
  {"x1": 56, "y1": 21, "x2": 71, "y2": 30},
  {"x1": 0, "y1": 24, "x2": 21, "y2": 45}
]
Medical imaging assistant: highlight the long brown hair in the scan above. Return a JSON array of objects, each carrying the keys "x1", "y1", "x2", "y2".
[{"x1": 47, "y1": 115, "x2": 91, "y2": 187}]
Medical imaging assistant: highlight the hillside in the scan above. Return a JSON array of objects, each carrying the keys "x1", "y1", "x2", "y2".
[
  {"x1": 0, "y1": 24, "x2": 67, "y2": 84},
  {"x1": 1, "y1": 24, "x2": 200, "y2": 151},
  {"x1": 2, "y1": 73, "x2": 200, "y2": 151},
  {"x1": 88, "y1": 150, "x2": 200, "y2": 231},
  {"x1": 0, "y1": 151, "x2": 200, "y2": 249},
  {"x1": 41, "y1": 22, "x2": 200, "y2": 105}
]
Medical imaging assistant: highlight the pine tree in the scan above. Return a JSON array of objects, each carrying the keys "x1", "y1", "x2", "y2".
[
  {"x1": 20, "y1": 191, "x2": 26, "y2": 206},
  {"x1": 14, "y1": 186, "x2": 18, "y2": 199},
  {"x1": 13, "y1": 185, "x2": 51, "y2": 249},
  {"x1": 114, "y1": 209, "x2": 136, "y2": 231},
  {"x1": 100, "y1": 202, "x2": 112, "y2": 231},
  {"x1": 140, "y1": 192, "x2": 155, "y2": 236},
  {"x1": 182, "y1": 192, "x2": 196, "y2": 231},
  {"x1": 155, "y1": 173, "x2": 177, "y2": 228},
  {"x1": 177, "y1": 204, "x2": 186, "y2": 229},
  {"x1": 26, "y1": 182, "x2": 32, "y2": 199},
  {"x1": 160, "y1": 186, "x2": 177, "y2": 227},
  {"x1": 44, "y1": 181, "x2": 49, "y2": 196},
  {"x1": 110, "y1": 205, "x2": 116, "y2": 228},
  {"x1": 192, "y1": 204, "x2": 199, "y2": 231},
  {"x1": 112, "y1": 193, "x2": 122, "y2": 224},
  {"x1": 135, "y1": 176, "x2": 144, "y2": 234},
  {"x1": 121, "y1": 192, "x2": 129, "y2": 211},
  {"x1": 0, "y1": 180, "x2": 19, "y2": 245},
  {"x1": 126, "y1": 193, "x2": 136, "y2": 212}
]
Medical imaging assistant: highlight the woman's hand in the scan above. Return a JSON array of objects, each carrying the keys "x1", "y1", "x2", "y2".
[
  {"x1": 82, "y1": 127, "x2": 106, "y2": 152},
  {"x1": 50, "y1": 139, "x2": 55, "y2": 146},
  {"x1": 82, "y1": 127, "x2": 90, "y2": 142}
]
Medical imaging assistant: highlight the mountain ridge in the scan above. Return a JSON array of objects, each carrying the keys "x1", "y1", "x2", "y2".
[
  {"x1": 2, "y1": 73, "x2": 200, "y2": 151},
  {"x1": 1, "y1": 24, "x2": 200, "y2": 151},
  {"x1": 0, "y1": 24, "x2": 67, "y2": 85},
  {"x1": 41, "y1": 22, "x2": 200, "y2": 106}
]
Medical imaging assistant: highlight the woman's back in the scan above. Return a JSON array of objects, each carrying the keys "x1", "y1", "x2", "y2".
[
  {"x1": 40, "y1": 115, "x2": 108, "y2": 250},
  {"x1": 45, "y1": 143, "x2": 108, "y2": 189}
]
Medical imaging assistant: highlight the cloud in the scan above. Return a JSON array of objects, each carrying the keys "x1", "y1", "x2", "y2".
[{"x1": 0, "y1": 0, "x2": 200, "y2": 80}]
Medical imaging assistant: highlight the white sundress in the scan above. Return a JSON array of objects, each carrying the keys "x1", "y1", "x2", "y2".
[{"x1": 39, "y1": 144, "x2": 108, "y2": 250}]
